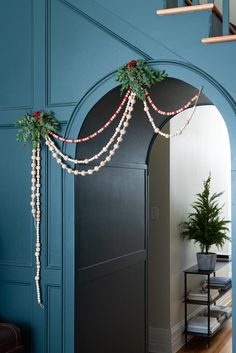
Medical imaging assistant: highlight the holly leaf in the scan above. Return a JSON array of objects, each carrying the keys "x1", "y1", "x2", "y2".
[
  {"x1": 15, "y1": 111, "x2": 60, "y2": 147},
  {"x1": 116, "y1": 59, "x2": 167, "y2": 100}
]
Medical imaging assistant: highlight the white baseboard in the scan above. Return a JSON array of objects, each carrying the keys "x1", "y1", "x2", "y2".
[
  {"x1": 149, "y1": 307, "x2": 202, "y2": 353},
  {"x1": 149, "y1": 327, "x2": 172, "y2": 353},
  {"x1": 216, "y1": 289, "x2": 232, "y2": 307},
  {"x1": 149, "y1": 289, "x2": 232, "y2": 353}
]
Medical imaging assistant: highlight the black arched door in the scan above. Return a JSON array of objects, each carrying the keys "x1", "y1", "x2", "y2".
[{"x1": 75, "y1": 79, "x2": 210, "y2": 353}]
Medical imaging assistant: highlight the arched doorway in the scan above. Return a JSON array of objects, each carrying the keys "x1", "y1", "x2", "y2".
[
  {"x1": 74, "y1": 78, "x2": 218, "y2": 353},
  {"x1": 62, "y1": 62, "x2": 236, "y2": 353}
]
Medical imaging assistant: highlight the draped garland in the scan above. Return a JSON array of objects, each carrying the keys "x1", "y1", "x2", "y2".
[{"x1": 15, "y1": 60, "x2": 202, "y2": 307}]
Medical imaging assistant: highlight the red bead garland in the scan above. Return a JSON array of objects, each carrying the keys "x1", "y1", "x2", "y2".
[
  {"x1": 48, "y1": 88, "x2": 132, "y2": 143},
  {"x1": 48, "y1": 88, "x2": 199, "y2": 144},
  {"x1": 145, "y1": 91, "x2": 198, "y2": 116}
]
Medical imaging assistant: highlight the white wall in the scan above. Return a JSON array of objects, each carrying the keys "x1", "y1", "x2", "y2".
[
  {"x1": 169, "y1": 105, "x2": 231, "y2": 326},
  {"x1": 149, "y1": 123, "x2": 170, "y2": 329},
  {"x1": 149, "y1": 105, "x2": 231, "y2": 351}
]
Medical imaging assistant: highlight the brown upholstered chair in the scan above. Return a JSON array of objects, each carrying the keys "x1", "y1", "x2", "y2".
[{"x1": 0, "y1": 323, "x2": 23, "y2": 353}]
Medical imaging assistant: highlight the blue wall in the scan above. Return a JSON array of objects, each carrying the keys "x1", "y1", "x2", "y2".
[{"x1": 0, "y1": 1, "x2": 236, "y2": 352}]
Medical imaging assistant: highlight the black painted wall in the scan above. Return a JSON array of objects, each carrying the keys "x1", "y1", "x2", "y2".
[{"x1": 74, "y1": 78, "x2": 210, "y2": 353}]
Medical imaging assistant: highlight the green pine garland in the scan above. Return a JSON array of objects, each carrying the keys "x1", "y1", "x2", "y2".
[
  {"x1": 116, "y1": 59, "x2": 167, "y2": 101},
  {"x1": 15, "y1": 111, "x2": 60, "y2": 149},
  {"x1": 15, "y1": 60, "x2": 167, "y2": 147}
]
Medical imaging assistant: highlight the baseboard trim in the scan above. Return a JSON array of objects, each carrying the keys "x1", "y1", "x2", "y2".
[
  {"x1": 149, "y1": 290, "x2": 232, "y2": 353},
  {"x1": 149, "y1": 307, "x2": 202, "y2": 353},
  {"x1": 216, "y1": 289, "x2": 232, "y2": 307},
  {"x1": 149, "y1": 327, "x2": 172, "y2": 353}
]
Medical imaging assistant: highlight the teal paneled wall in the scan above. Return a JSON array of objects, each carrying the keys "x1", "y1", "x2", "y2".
[
  {"x1": 0, "y1": 0, "x2": 235, "y2": 352},
  {"x1": 47, "y1": 0, "x2": 138, "y2": 105},
  {"x1": 0, "y1": 0, "x2": 33, "y2": 109}
]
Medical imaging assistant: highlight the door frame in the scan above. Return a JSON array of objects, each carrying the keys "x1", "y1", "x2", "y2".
[{"x1": 62, "y1": 59, "x2": 236, "y2": 353}]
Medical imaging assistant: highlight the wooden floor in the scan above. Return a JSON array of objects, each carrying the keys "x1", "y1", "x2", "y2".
[{"x1": 177, "y1": 320, "x2": 232, "y2": 353}]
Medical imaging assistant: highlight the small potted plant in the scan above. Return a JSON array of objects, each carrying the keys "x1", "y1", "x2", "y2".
[{"x1": 181, "y1": 174, "x2": 231, "y2": 271}]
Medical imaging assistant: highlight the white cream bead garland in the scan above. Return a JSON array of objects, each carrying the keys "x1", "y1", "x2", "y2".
[
  {"x1": 45, "y1": 93, "x2": 135, "y2": 166},
  {"x1": 143, "y1": 88, "x2": 202, "y2": 139},
  {"x1": 45, "y1": 88, "x2": 201, "y2": 176},
  {"x1": 45, "y1": 93, "x2": 136, "y2": 175},
  {"x1": 31, "y1": 144, "x2": 44, "y2": 308},
  {"x1": 48, "y1": 88, "x2": 132, "y2": 143},
  {"x1": 26, "y1": 86, "x2": 203, "y2": 307},
  {"x1": 145, "y1": 90, "x2": 199, "y2": 116},
  {"x1": 31, "y1": 148, "x2": 36, "y2": 217}
]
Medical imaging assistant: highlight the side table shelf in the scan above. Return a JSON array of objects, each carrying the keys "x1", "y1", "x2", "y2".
[
  {"x1": 183, "y1": 285, "x2": 232, "y2": 306},
  {"x1": 183, "y1": 261, "x2": 232, "y2": 346},
  {"x1": 185, "y1": 315, "x2": 230, "y2": 338}
]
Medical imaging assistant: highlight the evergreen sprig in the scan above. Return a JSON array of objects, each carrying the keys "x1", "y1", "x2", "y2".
[
  {"x1": 116, "y1": 59, "x2": 167, "y2": 101},
  {"x1": 181, "y1": 175, "x2": 231, "y2": 254},
  {"x1": 15, "y1": 111, "x2": 60, "y2": 149}
]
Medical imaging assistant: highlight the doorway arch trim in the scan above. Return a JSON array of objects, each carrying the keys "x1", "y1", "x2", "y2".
[{"x1": 62, "y1": 59, "x2": 236, "y2": 353}]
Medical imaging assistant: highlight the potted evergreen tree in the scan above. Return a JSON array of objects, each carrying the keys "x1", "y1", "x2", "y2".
[{"x1": 181, "y1": 174, "x2": 231, "y2": 271}]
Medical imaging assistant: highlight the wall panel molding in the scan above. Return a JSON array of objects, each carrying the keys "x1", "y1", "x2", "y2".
[
  {"x1": 0, "y1": 0, "x2": 34, "y2": 110},
  {"x1": 44, "y1": 123, "x2": 67, "y2": 270},
  {"x1": 0, "y1": 261, "x2": 32, "y2": 268},
  {"x1": 47, "y1": 285, "x2": 62, "y2": 353},
  {"x1": 0, "y1": 266, "x2": 32, "y2": 283},
  {"x1": 60, "y1": 0, "x2": 152, "y2": 59},
  {"x1": 61, "y1": 0, "x2": 181, "y2": 61},
  {"x1": 46, "y1": 0, "x2": 78, "y2": 107},
  {"x1": 45, "y1": 147, "x2": 63, "y2": 270},
  {"x1": 45, "y1": 0, "x2": 150, "y2": 107}
]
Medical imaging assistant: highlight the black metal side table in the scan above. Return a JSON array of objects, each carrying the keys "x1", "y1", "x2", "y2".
[{"x1": 183, "y1": 261, "x2": 231, "y2": 347}]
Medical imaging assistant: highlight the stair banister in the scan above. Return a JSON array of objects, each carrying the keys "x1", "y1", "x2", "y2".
[
  {"x1": 160, "y1": 0, "x2": 236, "y2": 42},
  {"x1": 223, "y1": 0, "x2": 230, "y2": 35}
]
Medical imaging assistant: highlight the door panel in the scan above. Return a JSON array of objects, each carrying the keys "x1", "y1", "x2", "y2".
[
  {"x1": 76, "y1": 167, "x2": 146, "y2": 269},
  {"x1": 75, "y1": 166, "x2": 148, "y2": 353},
  {"x1": 78, "y1": 262, "x2": 146, "y2": 353}
]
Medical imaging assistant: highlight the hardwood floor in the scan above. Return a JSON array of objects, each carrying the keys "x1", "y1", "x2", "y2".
[{"x1": 177, "y1": 319, "x2": 232, "y2": 353}]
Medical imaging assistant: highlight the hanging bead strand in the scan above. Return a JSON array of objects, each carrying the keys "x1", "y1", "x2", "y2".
[
  {"x1": 48, "y1": 88, "x2": 132, "y2": 143},
  {"x1": 143, "y1": 88, "x2": 201, "y2": 139},
  {"x1": 145, "y1": 91, "x2": 199, "y2": 116},
  {"x1": 45, "y1": 92, "x2": 135, "y2": 165},
  {"x1": 34, "y1": 143, "x2": 43, "y2": 308},
  {"x1": 46, "y1": 93, "x2": 136, "y2": 176},
  {"x1": 31, "y1": 148, "x2": 37, "y2": 217}
]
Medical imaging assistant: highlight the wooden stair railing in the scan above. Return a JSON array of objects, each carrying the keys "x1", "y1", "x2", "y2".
[
  {"x1": 202, "y1": 34, "x2": 236, "y2": 43},
  {"x1": 156, "y1": 0, "x2": 236, "y2": 43},
  {"x1": 156, "y1": 3, "x2": 214, "y2": 16}
]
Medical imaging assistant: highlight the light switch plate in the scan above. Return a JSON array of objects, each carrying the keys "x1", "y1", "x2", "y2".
[{"x1": 151, "y1": 206, "x2": 159, "y2": 220}]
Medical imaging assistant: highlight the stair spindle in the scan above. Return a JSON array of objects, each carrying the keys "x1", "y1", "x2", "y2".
[
  {"x1": 159, "y1": 0, "x2": 236, "y2": 42},
  {"x1": 223, "y1": 0, "x2": 230, "y2": 35}
]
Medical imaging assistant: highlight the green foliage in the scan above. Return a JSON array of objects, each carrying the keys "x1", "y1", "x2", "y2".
[
  {"x1": 15, "y1": 111, "x2": 60, "y2": 149},
  {"x1": 181, "y1": 174, "x2": 231, "y2": 254},
  {"x1": 116, "y1": 59, "x2": 167, "y2": 101}
]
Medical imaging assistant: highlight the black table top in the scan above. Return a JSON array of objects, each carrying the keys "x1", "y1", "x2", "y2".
[{"x1": 184, "y1": 261, "x2": 231, "y2": 275}]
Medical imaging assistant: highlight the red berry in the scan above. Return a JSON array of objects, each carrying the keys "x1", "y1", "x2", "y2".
[{"x1": 127, "y1": 60, "x2": 137, "y2": 68}]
